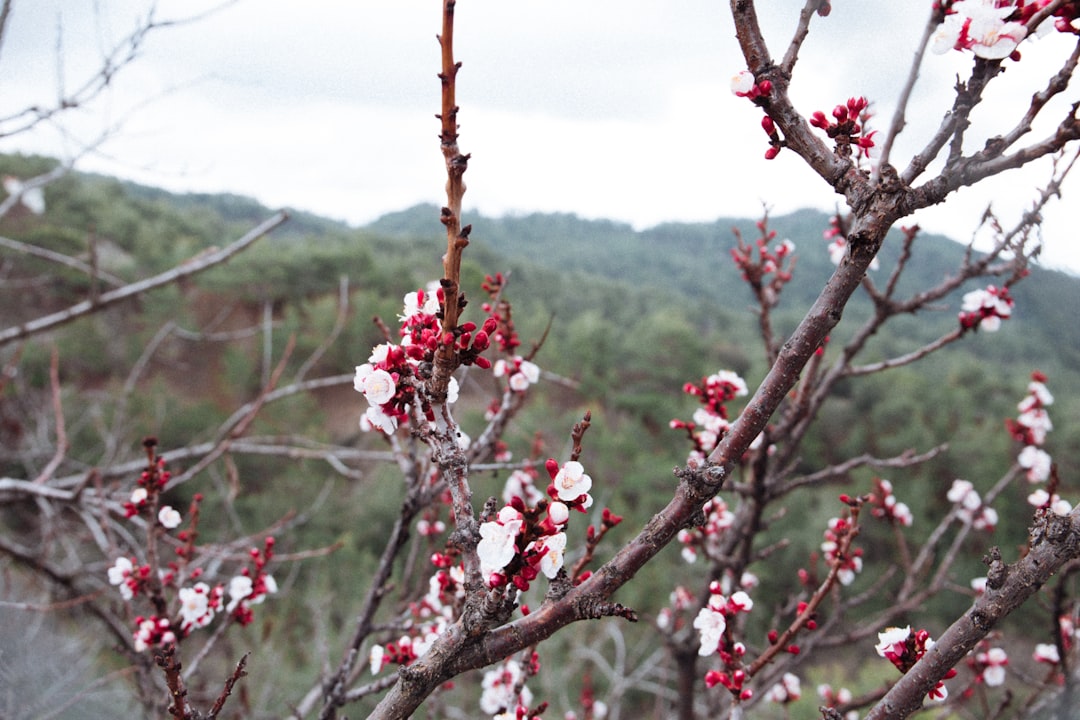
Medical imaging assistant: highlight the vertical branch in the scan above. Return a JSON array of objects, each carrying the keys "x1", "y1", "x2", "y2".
[{"x1": 434, "y1": 0, "x2": 471, "y2": 399}]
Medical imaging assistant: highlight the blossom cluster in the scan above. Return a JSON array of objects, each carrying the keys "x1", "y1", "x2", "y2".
[
  {"x1": 932, "y1": 0, "x2": 1080, "y2": 61},
  {"x1": 669, "y1": 370, "x2": 749, "y2": 465},
  {"x1": 875, "y1": 626, "x2": 956, "y2": 701},
  {"x1": 107, "y1": 444, "x2": 277, "y2": 653},
  {"x1": 966, "y1": 641, "x2": 1009, "y2": 688},
  {"x1": 697, "y1": 582, "x2": 756, "y2": 699},
  {"x1": 493, "y1": 355, "x2": 540, "y2": 393},
  {"x1": 476, "y1": 459, "x2": 593, "y2": 589},
  {"x1": 109, "y1": 537, "x2": 278, "y2": 651},
  {"x1": 480, "y1": 657, "x2": 536, "y2": 717},
  {"x1": 820, "y1": 516, "x2": 863, "y2": 586},
  {"x1": 947, "y1": 479, "x2": 999, "y2": 530},
  {"x1": 369, "y1": 556, "x2": 464, "y2": 675},
  {"x1": 867, "y1": 478, "x2": 914, "y2": 527},
  {"x1": 355, "y1": 286, "x2": 496, "y2": 433},
  {"x1": 932, "y1": 0, "x2": 1029, "y2": 59},
  {"x1": 958, "y1": 284, "x2": 1014, "y2": 332},
  {"x1": 121, "y1": 442, "x2": 182, "y2": 528},
  {"x1": 1003, "y1": 371, "x2": 1072, "y2": 517},
  {"x1": 1009, "y1": 372, "x2": 1058, "y2": 489},
  {"x1": 677, "y1": 496, "x2": 735, "y2": 563}
]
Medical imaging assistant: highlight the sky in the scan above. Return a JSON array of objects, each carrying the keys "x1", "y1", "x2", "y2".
[{"x1": 2, "y1": 0, "x2": 1079, "y2": 274}]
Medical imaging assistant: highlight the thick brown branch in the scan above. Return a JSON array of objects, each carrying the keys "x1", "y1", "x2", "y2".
[{"x1": 866, "y1": 509, "x2": 1080, "y2": 719}]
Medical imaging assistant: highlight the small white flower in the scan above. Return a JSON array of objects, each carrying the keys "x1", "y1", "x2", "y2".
[
  {"x1": 692, "y1": 607, "x2": 726, "y2": 656},
  {"x1": 226, "y1": 575, "x2": 253, "y2": 613},
  {"x1": 369, "y1": 644, "x2": 385, "y2": 675},
  {"x1": 361, "y1": 405, "x2": 398, "y2": 434},
  {"x1": 178, "y1": 583, "x2": 214, "y2": 629},
  {"x1": 108, "y1": 557, "x2": 135, "y2": 599},
  {"x1": 1018, "y1": 445, "x2": 1052, "y2": 483},
  {"x1": 400, "y1": 289, "x2": 439, "y2": 320},
  {"x1": 158, "y1": 506, "x2": 182, "y2": 529},
  {"x1": 518, "y1": 360, "x2": 540, "y2": 384},
  {"x1": 1034, "y1": 643, "x2": 1061, "y2": 664},
  {"x1": 553, "y1": 461, "x2": 592, "y2": 502},
  {"x1": 355, "y1": 365, "x2": 396, "y2": 406},
  {"x1": 728, "y1": 591, "x2": 753, "y2": 613},
  {"x1": 477, "y1": 507, "x2": 523, "y2": 577},
  {"x1": 875, "y1": 626, "x2": 911, "y2": 658},
  {"x1": 730, "y1": 69, "x2": 755, "y2": 95},
  {"x1": 130, "y1": 487, "x2": 148, "y2": 504},
  {"x1": 535, "y1": 532, "x2": 567, "y2": 579}
]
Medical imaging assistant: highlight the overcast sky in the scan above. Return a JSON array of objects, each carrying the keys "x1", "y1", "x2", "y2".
[{"x1": 3, "y1": 1, "x2": 1079, "y2": 273}]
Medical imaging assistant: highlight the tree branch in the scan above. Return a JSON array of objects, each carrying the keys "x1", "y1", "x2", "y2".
[{"x1": 0, "y1": 210, "x2": 288, "y2": 347}]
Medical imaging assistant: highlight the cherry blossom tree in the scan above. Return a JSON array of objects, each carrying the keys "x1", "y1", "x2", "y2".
[{"x1": 3, "y1": 2, "x2": 1080, "y2": 720}]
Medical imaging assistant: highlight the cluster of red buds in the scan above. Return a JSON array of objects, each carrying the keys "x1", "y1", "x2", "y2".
[
  {"x1": 809, "y1": 96, "x2": 876, "y2": 159},
  {"x1": 481, "y1": 272, "x2": 521, "y2": 354},
  {"x1": 731, "y1": 217, "x2": 796, "y2": 295},
  {"x1": 401, "y1": 286, "x2": 496, "y2": 370},
  {"x1": 133, "y1": 615, "x2": 177, "y2": 652},
  {"x1": 123, "y1": 437, "x2": 172, "y2": 517}
]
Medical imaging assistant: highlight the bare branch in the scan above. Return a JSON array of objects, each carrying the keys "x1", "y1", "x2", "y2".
[{"x1": 0, "y1": 210, "x2": 288, "y2": 347}]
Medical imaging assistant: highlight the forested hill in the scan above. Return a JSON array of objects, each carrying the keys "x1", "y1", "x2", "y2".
[
  {"x1": 369, "y1": 203, "x2": 1080, "y2": 372},
  {"x1": 2, "y1": 152, "x2": 1077, "y2": 450}
]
